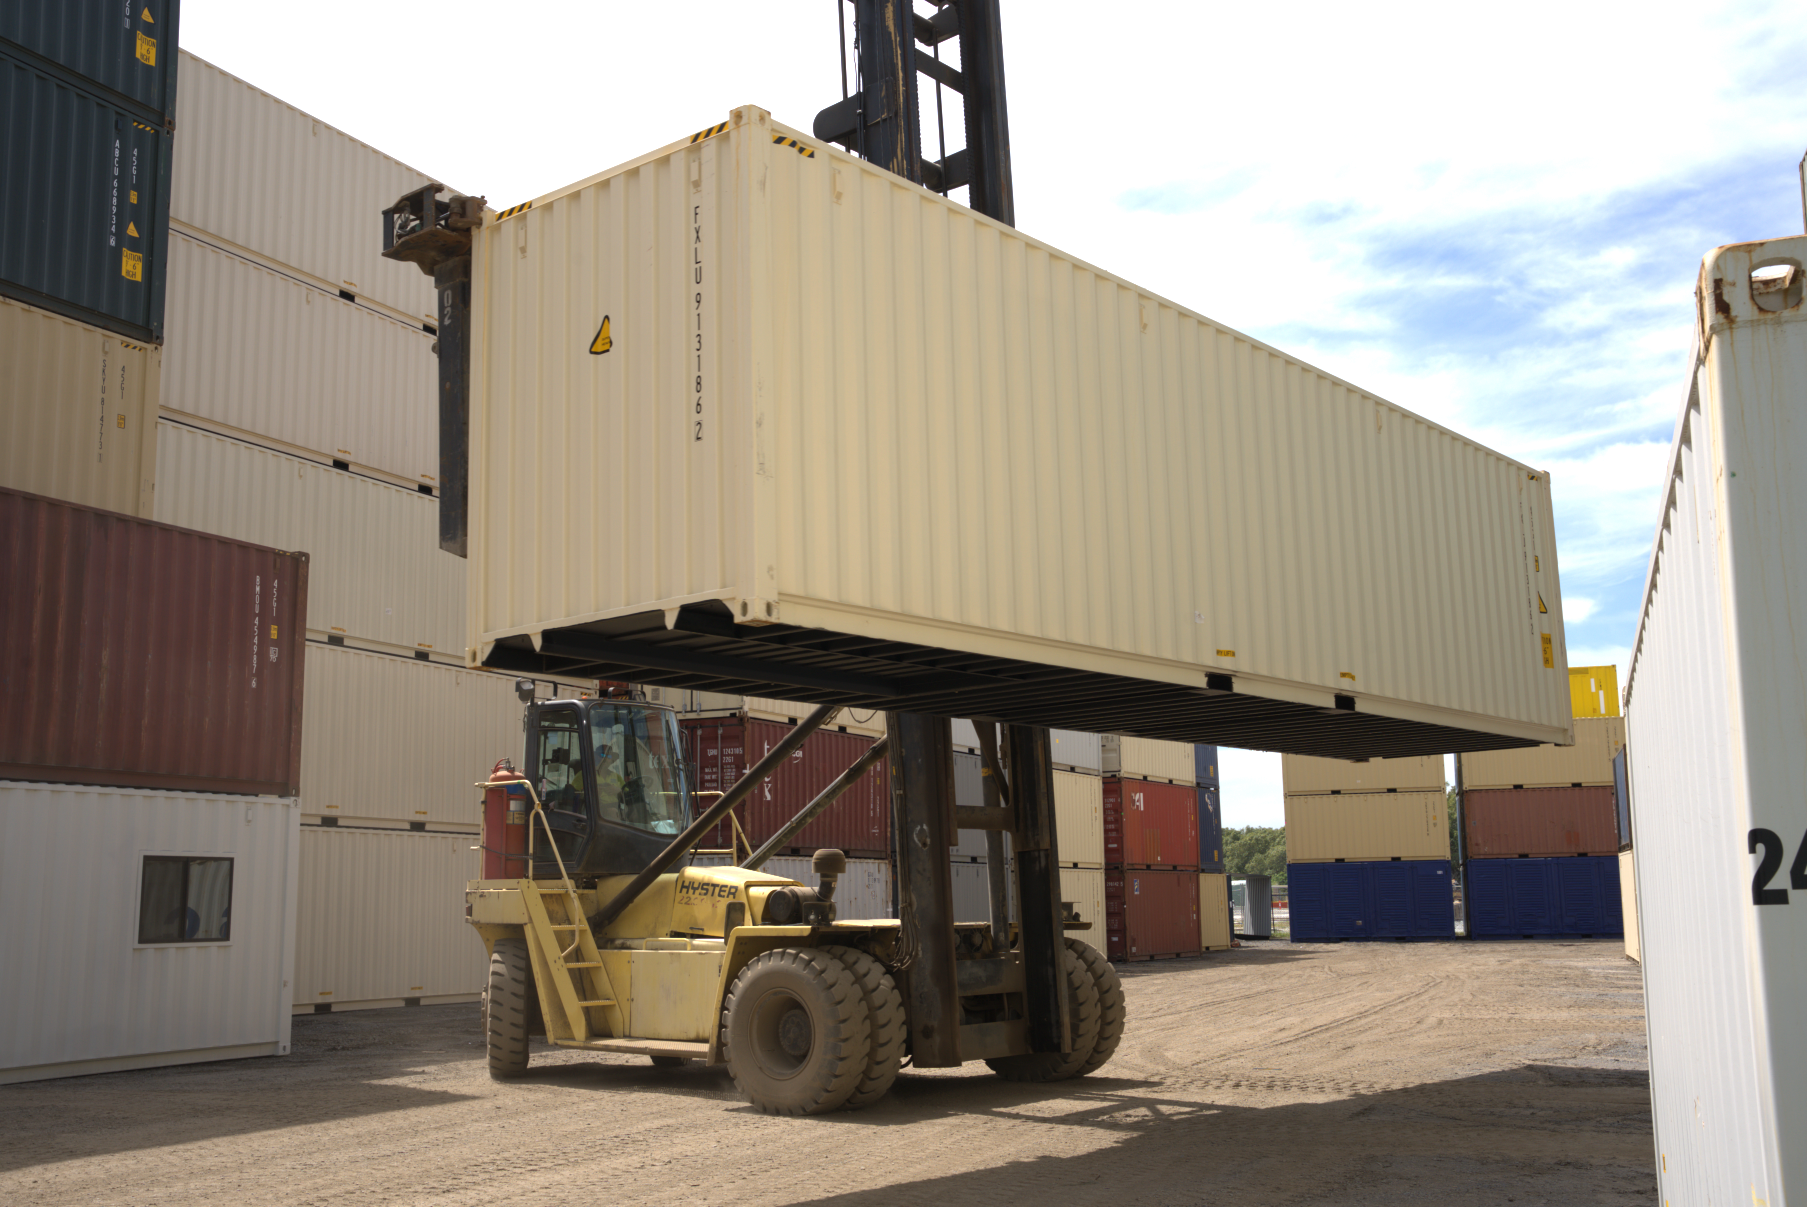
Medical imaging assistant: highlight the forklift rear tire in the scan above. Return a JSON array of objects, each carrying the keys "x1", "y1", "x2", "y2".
[
  {"x1": 721, "y1": 947, "x2": 871, "y2": 1115},
  {"x1": 984, "y1": 945, "x2": 1101, "y2": 1083},
  {"x1": 486, "y1": 937, "x2": 532, "y2": 1079},
  {"x1": 1069, "y1": 938, "x2": 1124, "y2": 1075},
  {"x1": 821, "y1": 945, "x2": 905, "y2": 1109}
]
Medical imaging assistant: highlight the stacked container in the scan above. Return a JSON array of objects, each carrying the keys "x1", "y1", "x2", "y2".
[
  {"x1": 1196, "y1": 745, "x2": 1231, "y2": 951},
  {"x1": 1281, "y1": 752, "x2": 1454, "y2": 941},
  {"x1": 1457, "y1": 672, "x2": 1624, "y2": 940},
  {"x1": 1103, "y1": 736, "x2": 1201, "y2": 960}
]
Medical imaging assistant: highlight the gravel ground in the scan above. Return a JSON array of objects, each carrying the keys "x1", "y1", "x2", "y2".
[{"x1": 0, "y1": 938, "x2": 1655, "y2": 1206}]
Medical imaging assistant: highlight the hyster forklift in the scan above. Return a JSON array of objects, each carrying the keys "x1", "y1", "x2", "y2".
[{"x1": 467, "y1": 692, "x2": 1122, "y2": 1114}]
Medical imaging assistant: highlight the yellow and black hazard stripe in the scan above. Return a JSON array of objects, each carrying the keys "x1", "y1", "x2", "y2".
[
  {"x1": 772, "y1": 135, "x2": 815, "y2": 158},
  {"x1": 495, "y1": 200, "x2": 532, "y2": 221},
  {"x1": 689, "y1": 121, "x2": 729, "y2": 144},
  {"x1": 132, "y1": 120, "x2": 159, "y2": 133}
]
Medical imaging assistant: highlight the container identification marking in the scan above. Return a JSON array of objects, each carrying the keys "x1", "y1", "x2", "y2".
[
  {"x1": 1540, "y1": 633, "x2": 1553, "y2": 668},
  {"x1": 135, "y1": 31, "x2": 156, "y2": 65},
  {"x1": 1215, "y1": 649, "x2": 1235, "y2": 658},
  {"x1": 121, "y1": 248, "x2": 143, "y2": 281},
  {"x1": 693, "y1": 200, "x2": 707, "y2": 443},
  {"x1": 589, "y1": 315, "x2": 611, "y2": 355},
  {"x1": 1747, "y1": 828, "x2": 1807, "y2": 905}
]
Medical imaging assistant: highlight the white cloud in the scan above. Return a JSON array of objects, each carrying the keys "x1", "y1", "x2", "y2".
[{"x1": 1563, "y1": 597, "x2": 1598, "y2": 624}]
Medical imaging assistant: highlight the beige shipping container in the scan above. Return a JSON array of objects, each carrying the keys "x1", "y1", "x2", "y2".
[
  {"x1": 161, "y1": 232, "x2": 438, "y2": 483},
  {"x1": 1284, "y1": 791, "x2": 1449, "y2": 862},
  {"x1": 294, "y1": 826, "x2": 485, "y2": 1010},
  {"x1": 1620, "y1": 849, "x2": 1639, "y2": 963},
  {"x1": 300, "y1": 642, "x2": 534, "y2": 826},
  {"x1": 1103, "y1": 735, "x2": 1196, "y2": 784},
  {"x1": 0, "y1": 297, "x2": 159, "y2": 518},
  {"x1": 1055, "y1": 769, "x2": 1106, "y2": 867},
  {"x1": 1199, "y1": 872, "x2": 1232, "y2": 950},
  {"x1": 171, "y1": 52, "x2": 446, "y2": 323},
  {"x1": 1281, "y1": 752, "x2": 1445, "y2": 795},
  {"x1": 466, "y1": 107, "x2": 1569, "y2": 756},
  {"x1": 1459, "y1": 717, "x2": 1624, "y2": 789},
  {"x1": 154, "y1": 420, "x2": 464, "y2": 653},
  {"x1": 1060, "y1": 867, "x2": 1107, "y2": 940}
]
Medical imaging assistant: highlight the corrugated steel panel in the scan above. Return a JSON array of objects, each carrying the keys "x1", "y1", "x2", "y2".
[
  {"x1": 1612, "y1": 748, "x2": 1631, "y2": 851},
  {"x1": 1195, "y1": 745, "x2": 1219, "y2": 787},
  {"x1": 170, "y1": 52, "x2": 442, "y2": 321},
  {"x1": 1051, "y1": 730, "x2": 1104, "y2": 774},
  {"x1": 1062, "y1": 867, "x2": 1105, "y2": 943},
  {"x1": 1197, "y1": 785, "x2": 1223, "y2": 872},
  {"x1": 1, "y1": 48, "x2": 172, "y2": 341},
  {"x1": 1288, "y1": 860, "x2": 1454, "y2": 941},
  {"x1": 1619, "y1": 850, "x2": 1639, "y2": 963},
  {"x1": 466, "y1": 108, "x2": 1572, "y2": 754},
  {"x1": 1569, "y1": 664, "x2": 1619, "y2": 719},
  {"x1": 1624, "y1": 234, "x2": 1807, "y2": 1203},
  {"x1": 682, "y1": 716, "x2": 889, "y2": 857},
  {"x1": 0, "y1": 486, "x2": 307, "y2": 795},
  {"x1": 1283, "y1": 791, "x2": 1447, "y2": 863},
  {"x1": 153, "y1": 419, "x2": 464, "y2": 653},
  {"x1": 1461, "y1": 786, "x2": 1618, "y2": 858},
  {"x1": 299, "y1": 642, "x2": 537, "y2": 826},
  {"x1": 1102, "y1": 736, "x2": 1196, "y2": 784},
  {"x1": 1103, "y1": 776, "x2": 1199, "y2": 869},
  {"x1": 0, "y1": 295, "x2": 159, "y2": 517},
  {"x1": 161, "y1": 231, "x2": 438, "y2": 482},
  {"x1": 0, "y1": 782, "x2": 297, "y2": 1083},
  {"x1": 952, "y1": 761, "x2": 1100, "y2": 865},
  {"x1": 1106, "y1": 868, "x2": 1200, "y2": 960},
  {"x1": 1458, "y1": 716, "x2": 1623, "y2": 789},
  {"x1": 294, "y1": 826, "x2": 483, "y2": 1007},
  {"x1": 1465, "y1": 856, "x2": 1620, "y2": 937},
  {"x1": 1281, "y1": 752, "x2": 1445, "y2": 795},
  {"x1": 0, "y1": 1, "x2": 181, "y2": 119},
  {"x1": 1198, "y1": 872, "x2": 1231, "y2": 949}
]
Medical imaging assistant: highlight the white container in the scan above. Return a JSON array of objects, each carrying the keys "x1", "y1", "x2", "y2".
[
  {"x1": 1283, "y1": 791, "x2": 1449, "y2": 863},
  {"x1": 1624, "y1": 233, "x2": 1807, "y2": 1202},
  {"x1": 1281, "y1": 752, "x2": 1445, "y2": 795},
  {"x1": 299, "y1": 641, "x2": 538, "y2": 826},
  {"x1": 466, "y1": 107, "x2": 1570, "y2": 754},
  {"x1": 1620, "y1": 849, "x2": 1639, "y2": 963},
  {"x1": 161, "y1": 231, "x2": 438, "y2": 484},
  {"x1": 698, "y1": 854, "x2": 894, "y2": 920},
  {"x1": 171, "y1": 51, "x2": 445, "y2": 322},
  {"x1": 154, "y1": 419, "x2": 464, "y2": 654},
  {"x1": 294, "y1": 825, "x2": 485, "y2": 1010},
  {"x1": 0, "y1": 296, "x2": 159, "y2": 518},
  {"x1": 950, "y1": 859, "x2": 1011, "y2": 925},
  {"x1": 1051, "y1": 730, "x2": 1104, "y2": 775},
  {"x1": 1458, "y1": 717, "x2": 1625, "y2": 790},
  {"x1": 1102, "y1": 735, "x2": 1197, "y2": 785},
  {"x1": 0, "y1": 782, "x2": 298, "y2": 1084},
  {"x1": 1060, "y1": 867, "x2": 1106, "y2": 942}
]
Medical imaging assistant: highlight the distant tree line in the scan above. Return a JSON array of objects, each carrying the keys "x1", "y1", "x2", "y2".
[{"x1": 1223, "y1": 825, "x2": 1287, "y2": 885}]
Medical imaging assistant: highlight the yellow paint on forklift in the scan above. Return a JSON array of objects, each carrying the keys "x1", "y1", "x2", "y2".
[
  {"x1": 625, "y1": 951, "x2": 723, "y2": 1041},
  {"x1": 670, "y1": 864, "x2": 798, "y2": 935}
]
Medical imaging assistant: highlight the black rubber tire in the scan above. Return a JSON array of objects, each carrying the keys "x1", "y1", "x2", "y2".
[
  {"x1": 649, "y1": 1055, "x2": 687, "y2": 1068},
  {"x1": 821, "y1": 945, "x2": 905, "y2": 1109},
  {"x1": 721, "y1": 947, "x2": 871, "y2": 1115},
  {"x1": 984, "y1": 946, "x2": 1101, "y2": 1083},
  {"x1": 486, "y1": 936, "x2": 532, "y2": 1079},
  {"x1": 1069, "y1": 938, "x2": 1124, "y2": 1075}
]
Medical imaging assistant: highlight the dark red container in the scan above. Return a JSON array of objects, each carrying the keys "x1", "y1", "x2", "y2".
[
  {"x1": 1105, "y1": 868, "x2": 1201, "y2": 961},
  {"x1": 1463, "y1": 786, "x2": 1618, "y2": 858},
  {"x1": 1104, "y1": 776, "x2": 1200, "y2": 869},
  {"x1": 0, "y1": 487, "x2": 309, "y2": 795},
  {"x1": 682, "y1": 716, "x2": 890, "y2": 857}
]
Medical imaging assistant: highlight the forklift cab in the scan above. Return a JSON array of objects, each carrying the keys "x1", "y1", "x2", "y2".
[{"x1": 525, "y1": 699, "x2": 691, "y2": 878}]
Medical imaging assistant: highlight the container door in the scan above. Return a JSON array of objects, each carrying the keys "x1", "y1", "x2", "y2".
[
  {"x1": 1287, "y1": 863, "x2": 1326, "y2": 940},
  {"x1": 1331, "y1": 864, "x2": 1367, "y2": 938},
  {"x1": 1372, "y1": 862, "x2": 1412, "y2": 937},
  {"x1": 1468, "y1": 861, "x2": 1511, "y2": 935},
  {"x1": 1410, "y1": 861, "x2": 1455, "y2": 937},
  {"x1": 1509, "y1": 860, "x2": 1555, "y2": 934},
  {"x1": 1599, "y1": 856, "x2": 1623, "y2": 932}
]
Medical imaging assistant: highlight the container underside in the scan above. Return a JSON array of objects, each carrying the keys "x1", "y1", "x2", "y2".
[{"x1": 482, "y1": 603, "x2": 1542, "y2": 759}]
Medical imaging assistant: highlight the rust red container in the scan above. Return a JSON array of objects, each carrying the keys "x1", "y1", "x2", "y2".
[
  {"x1": 682, "y1": 716, "x2": 890, "y2": 857},
  {"x1": 1105, "y1": 868, "x2": 1202, "y2": 961},
  {"x1": 1463, "y1": 786, "x2": 1619, "y2": 858},
  {"x1": 0, "y1": 487, "x2": 309, "y2": 795},
  {"x1": 1104, "y1": 776, "x2": 1200, "y2": 869}
]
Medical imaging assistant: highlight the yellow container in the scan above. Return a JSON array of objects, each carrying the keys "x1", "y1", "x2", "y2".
[
  {"x1": 1284, "y1": 791, "x2": 1449, "y2": 862},
  {"x1": 1199, "y1": 872, "x2": 1232, "y2": 950},
  {"x1": 1060, "y1": 867, "x2": 1106, "y2": 941},
  {"x1": 1568, "y1": 664, "x2": 1620, "y2": 718},
  {"x1": 1458, "y1": 716, "x2": 1625, "y2": 790}
]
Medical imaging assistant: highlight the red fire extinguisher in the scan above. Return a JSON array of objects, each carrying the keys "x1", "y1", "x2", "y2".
[{"x1": 482, "y1": 758, "x2": 531, "y2": 880}]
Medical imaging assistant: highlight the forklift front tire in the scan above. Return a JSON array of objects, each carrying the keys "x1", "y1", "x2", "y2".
[
  {"x1": 721, "y1": 947, "x2": 871, "y2": 1115},
  {"x1": 984, "y1": 945, "x2": 1101, "y2": 1083},
  {"x1": 486, "y1": 936, "x2": 532, "y2": 1079}
]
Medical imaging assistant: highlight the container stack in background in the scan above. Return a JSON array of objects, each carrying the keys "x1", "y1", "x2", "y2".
[
  {"x1": 1458, "y1": 666, "x2": 1625, "y2": 940},
  {"x1": 1196, "y1": 746, "x2": 1232, "y2": 951},
  {"x1": 1613, "y1": 747, "x2": 1637, "y2": 962},
  {"x1": 1281, "y1": 753, "x2": 1455, "y2": 941},
  {"x1": 1103, "y1": 737, "x2": 1202, "y2": 960}
]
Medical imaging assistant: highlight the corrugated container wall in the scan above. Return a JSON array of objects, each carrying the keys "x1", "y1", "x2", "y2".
[
  {"x1": 1061, "y1": 867, "x2": 1106, "y2": 941},
  {"x1": 1281, "y1": 752, "x2": 1444, "y2": 795},
  {"x1": 160, "y1": 232, "x2": 438, "y2": 484},
  {"x1": 0, "y1": 782, "x2": 298, "y2": 1084},
  {"x1": 1102, "y1": 736, "x2": 1196, "y2": 784},
  {"x1": 294, "y1": 827, "x2": 483, "y2": 1009},
  {"x1": 1624, "y1": 233, "x2": 1807, "y2": 1201},
  {"x1": 1, "y1": 296, "x2": 159, "y2": 517},
  {"x1": 1284, "y1": 792, "x2": 1448, "y2": 863},
  {"x1": 682, "y1": 717, "x2": 889, "y2": 857},
  {"x1": 1287, "y1": 860, "x2": 1455, "y2": 942},
  {"x1": 1194, "y1": 745, "x2": 1219, "y2": 787},
  {"x1": 1106, "y1": 868, "x2": 1201, "y2": 961},
  {"x1": 1051, "y1": 730, "x2": 1104, "y2": 774},
  {"x1": 1, "y1": 47, "x2": 173, "y2": 341},
  {"x1": 1103, "y1": 777, "x2": 1199, "y2": 869},
  {"x1": 1198, "y1": 786, "x2": 1224, "y2": 872},
  {"x1": 0, "y1": 1, "x2": 181, "y2": 118},
  {"x1": 0, "y1": 487, "x2": 307, "y2": 795},
  {"x1": 1461, "y1": 787, "x2": 1619, "y2": 858},
  {"x1": 1459, "y1": 716, "x2": 1623, "y2": 790},
  {"x1": 1466, "y1": 856, "x2": 1621, "y2": 938},
  {"x1": 170, "y1": 52, "x2": 443, "y2": 322},
  {"x1": 1620, "y1": 850, "x2": 1640, "y2": 962},
  {"x1": 1198, "y1": 872, "x2": 1232, "y2": 949},
  {"x1": 154, "y1": 420, "x2": 463, "y2": 654},
  {"x1": 467, "y1": 107, "x2": 1571, "y2": 754}
]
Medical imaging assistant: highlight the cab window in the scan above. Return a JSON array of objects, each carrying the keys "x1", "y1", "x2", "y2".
[
  {"x1": 588, "y1": 705, "x2": 688, "y2": 835},
  {"x1": 535, "y1": 711, "x2": 587, "y2": 816}
]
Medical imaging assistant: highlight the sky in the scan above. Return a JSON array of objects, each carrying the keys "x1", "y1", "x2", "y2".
[{"x1": 182, "y1": 0, "x2": 1807, "y2": 828}]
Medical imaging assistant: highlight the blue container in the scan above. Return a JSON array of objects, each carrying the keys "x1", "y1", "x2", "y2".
[
  {"x1": 1194, "y1": 744, "x2": 1219, "y2": 787},
  {"x1": 1467, "y1": 856, "x2": 1622, "y2": 937},
  {"x1": 1287, "y1": 860, "x2": 1455, "y2": 941},
  {"x1": 1197, "y1": 785, "x2": 1223, "y2": 873}
]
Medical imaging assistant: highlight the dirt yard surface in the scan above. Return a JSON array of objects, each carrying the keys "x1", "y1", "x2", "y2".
[{"x1": 1, "y1": 939, "x2": 1654, "y2": 1205}]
